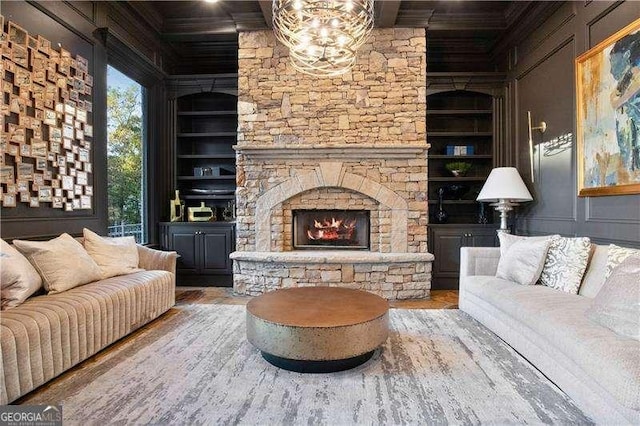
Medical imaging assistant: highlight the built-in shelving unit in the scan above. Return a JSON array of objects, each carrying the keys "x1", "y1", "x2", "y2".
[
  {"x1": 174, "y1": 90, "x2": 237, "y2": 218},
  {"x1": 427, "y1": 90, "x2": 495, "y2": 225}
]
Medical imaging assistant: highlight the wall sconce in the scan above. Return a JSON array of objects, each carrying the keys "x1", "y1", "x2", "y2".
[{"x1": 527, "y1": 111, "x2": 547, "y2": 183}]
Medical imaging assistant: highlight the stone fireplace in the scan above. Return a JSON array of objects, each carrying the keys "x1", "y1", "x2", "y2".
[{"x1": 230, "y1": 29, "x2": 433, "y2": 299}]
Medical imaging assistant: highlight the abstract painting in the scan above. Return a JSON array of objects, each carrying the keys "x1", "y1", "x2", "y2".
[{"x1": 576, "y1": 18, "x2": 640, "y2": 196}]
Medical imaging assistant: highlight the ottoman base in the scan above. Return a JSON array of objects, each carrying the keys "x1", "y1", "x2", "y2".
[{"x1": 261, "y1": 350, "x2": 375, "y2": 373}]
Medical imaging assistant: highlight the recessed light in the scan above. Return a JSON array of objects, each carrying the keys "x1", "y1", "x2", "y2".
[{"x1": 204, "y1": 0, "x2": 219, "y2": 3}]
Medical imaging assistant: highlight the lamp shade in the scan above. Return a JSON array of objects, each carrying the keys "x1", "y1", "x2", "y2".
[{"x1": 476, "y1": 167, "x2": 533, "y2": 202}]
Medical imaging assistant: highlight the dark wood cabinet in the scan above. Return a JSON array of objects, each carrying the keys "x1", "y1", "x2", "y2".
[
  {"x1": 429, "y1": 225, "x2": 497, "y2": 290},
  {"x1": 159, "y1": 222, "x2": 234, "y2": 286}
]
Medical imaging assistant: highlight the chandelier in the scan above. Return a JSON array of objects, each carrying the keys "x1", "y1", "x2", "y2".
[{"x1": 272, "y1": 0, "x2": 375, "y2": 77}]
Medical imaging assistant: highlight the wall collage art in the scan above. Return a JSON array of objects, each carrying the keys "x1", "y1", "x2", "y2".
[{"x1": 0, "y1": 16, "x2": 94, "y2": 211}]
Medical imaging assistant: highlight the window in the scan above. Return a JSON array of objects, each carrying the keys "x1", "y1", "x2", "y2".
[{"x1": 106, "y1": 66, "x2": 146, "y2": 243}]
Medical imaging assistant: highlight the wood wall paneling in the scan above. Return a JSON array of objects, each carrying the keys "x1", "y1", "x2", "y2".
[{"x1": 503, "y1": 0, "x2": 640, "y2": 247}]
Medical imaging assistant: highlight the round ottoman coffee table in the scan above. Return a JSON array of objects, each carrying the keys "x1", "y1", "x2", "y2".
[{"x1": 246, "y1": 287, "x2": 389, "y2": 373}]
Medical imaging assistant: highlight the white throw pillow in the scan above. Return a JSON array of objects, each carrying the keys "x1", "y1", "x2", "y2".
[
  {"x1": 0, "y1": 239, "x2": 43, "y2": 309},
  {"x1": 496, "y1": 233, "x2": 555, "y2": 286},
  {"x1": 604, "y1": 244, "x2": 640, "y2": 281},
  {"x1": 83, "y1": 228, "x2": 142, "y2": 279},
  {"x1": 538, "y1": 237, "x2": 592, "y2": 294},
  {"x1": 13, "y1": 233, "x2": 103, "y2": 294}
]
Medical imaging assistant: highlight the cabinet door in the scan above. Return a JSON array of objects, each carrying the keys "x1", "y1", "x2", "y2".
[
  {"x1": 170, "y1": 229, "x2": 199, "y2": 273},
  {"x1": 430, "y1": 228, "x2": 466, "y2": 290},
  {"x1": 201, "y1": 227, "x2": 234, "y2": 274},
  {"x1": 468, "y1": 228, "x2": 497, "y2": 248}
]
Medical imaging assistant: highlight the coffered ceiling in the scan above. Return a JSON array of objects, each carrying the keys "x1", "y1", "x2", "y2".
[{"x1": 127, "y1": 1, "x2": 562, "y2": 74}]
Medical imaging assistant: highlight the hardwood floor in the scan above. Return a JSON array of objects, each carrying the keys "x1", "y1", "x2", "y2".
[{"x1": 176, "y1": 287, "x2": 459, "y2": 309}]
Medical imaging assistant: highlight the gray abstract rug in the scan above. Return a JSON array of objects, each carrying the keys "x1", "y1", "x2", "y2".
[{"x1": 22, "y1": 305, "x2": 592, "y2": 425}]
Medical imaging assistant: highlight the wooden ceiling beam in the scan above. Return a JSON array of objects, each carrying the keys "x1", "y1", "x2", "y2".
[
  {"x1": 258, "y1": 0, "x2": 273, "y2": 28},
  {"x1": 376, "y1": 0, "x2": 401, "y2": 28}
]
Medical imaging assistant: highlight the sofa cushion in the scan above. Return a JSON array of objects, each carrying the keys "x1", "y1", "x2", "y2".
[
  {"x1": 463, "y1": 276, "x2": 640, "y2": 410},
  {"x1": 579, "y1": 244, "x2": 609, "y2": 298},
  {"x1": 13, "y1": 233, "x2": 103, "y2": 294},
  {"x1": 83, "y1": 228, "x2": 142, "y2": 279},
  {"x1": 0, "y1": 240, "x2": 42, "y2": 310},
  {"x1": 496, "y1": 233, "x2": 553, "y2": 286},
  {"x1": 605, "y1": 244, "x2": 640, "y2": 281},
  {"x1": 0, "y1": 270, "x2": 175, "y2": 404},
  {"x1": 586, "y1": 256, "x2": 640, "y2": 341},
  {"x1": 538, "y1": 237, "x2": 591, "y2": 294}
]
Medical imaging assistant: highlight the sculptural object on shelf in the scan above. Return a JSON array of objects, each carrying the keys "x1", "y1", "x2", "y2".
[
  {"x1": 434, "y1": 187, "x2": 448, "y2": 223},
  {"x1": 170, "y1": 190, "x2": 184, "y2": 222}
]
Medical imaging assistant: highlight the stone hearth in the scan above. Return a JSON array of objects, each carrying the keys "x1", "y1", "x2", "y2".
[{"x1": 231, "y1": 29, "x2": 432, "y2": 299}]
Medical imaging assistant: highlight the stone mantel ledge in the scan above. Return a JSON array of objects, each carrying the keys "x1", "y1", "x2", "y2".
[
  {"x1": 230, "y1": 251, "x2": 434, "y2": 264},
  {"x1": 233, "y1": 145, "x2": 430, "y2": 160}
]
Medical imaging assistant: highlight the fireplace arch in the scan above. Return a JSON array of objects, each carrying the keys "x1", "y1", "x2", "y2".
[{"x1": 254, "y1": 162, "x2": 408, "y2": 252}]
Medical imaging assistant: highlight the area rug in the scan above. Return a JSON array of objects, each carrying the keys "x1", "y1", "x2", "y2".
[{"x1": 22, "y1": 305, "x2": 593, "y2": 425}]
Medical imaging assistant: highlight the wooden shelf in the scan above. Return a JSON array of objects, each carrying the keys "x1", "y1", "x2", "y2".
[
  {"x1": 426, "y1": 109, "x2": 492, "y2": 115},
  {"x1": 428, "y1": 200, "x2": 477, "y2": 205},
  {"x1": 182, "y1": 194, "x2": 235, "y2": 200},
  {"x1": 177, "y1": 111, "x2": 236, "y2": 116},
  {"x1": 177, "y1": 132, "x2": 236, "y2": 137},
  {"x1": 429, "y1": 176, "x2": 487, "y2": 182},
  {"x1": 428, "y1": 132, "x2": 492, "y2": 137},
  {"x1": 429, "y1": 155, "x2": 492, "y2": 159},
  {"x1": 177, "y1": 176, "x2": 235, "y2": 180},
  {"x1": 177, "y1": 154, "x2": 235, "y2": 159}
]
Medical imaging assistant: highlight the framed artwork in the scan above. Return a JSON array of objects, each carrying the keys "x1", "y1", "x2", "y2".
[
  {"x1": 3, "y1": 194, "x2": 17, "y2": 207},
  {"x1": 8, "y1": 21, "x2": 27, "y2": 46},
  {"x1": 576, "y1": 18, "x2": 640, "y2": 196}
]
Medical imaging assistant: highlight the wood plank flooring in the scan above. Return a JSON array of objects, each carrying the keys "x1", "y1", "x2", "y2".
[{"x1": 176, "y1": 287, "x2": 459, "y2": 309}]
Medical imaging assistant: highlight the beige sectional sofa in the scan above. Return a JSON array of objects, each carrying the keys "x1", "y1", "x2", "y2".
[
  {"x1": 459, "y1": 244, "x2": 640, "y2": 425},
  {"x1": 0, "y1": 245, "x2": 177, "y2": 404}
]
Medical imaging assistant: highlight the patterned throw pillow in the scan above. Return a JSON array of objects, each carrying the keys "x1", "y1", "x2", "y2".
[
  {"x1": 604, "y1": 245, "x2": 640, "y2": 281},
  {"x1": 538, "y1": 237, "x2": 592, "y2": 294}
]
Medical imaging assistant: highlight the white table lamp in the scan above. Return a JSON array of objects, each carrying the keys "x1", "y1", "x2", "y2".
[{"x1": 476, "y1": 167, "x2": 533, "y2": 233}]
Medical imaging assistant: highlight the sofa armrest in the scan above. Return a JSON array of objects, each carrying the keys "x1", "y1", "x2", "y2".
[
  {"x1": 137, "y1": 245, "x2": 178, "y2": 275},
  {"x1": 460, "y1": 247, "x2": 500, "y2": 277}
]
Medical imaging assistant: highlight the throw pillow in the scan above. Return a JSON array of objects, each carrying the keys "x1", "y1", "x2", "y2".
[
  {"x1": 496, "y1": 233, "x2": 554, "y2": 286},
  {"x1": 538, "y1": 237, "x2": 592, "y2": 294},
  {"x1": 13, "y1": 233, "x2": 103, "y2": 294},
  {"x1": 586, "y1": 255, "x2": 640, "y2": 341},
  {"x1": 83, "y1": 228, "x2": 142, "y2": 279},
  {"x1": 0, "y1": 239, "x2": 43, "y2": 309},
  {"x1": 604, "y1": 244, "x2": 640, "y2": 281}
]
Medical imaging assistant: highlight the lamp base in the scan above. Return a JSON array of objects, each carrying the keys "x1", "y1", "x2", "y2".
[{"x1": 490, "y1": 199, "x2": 519, "y2": 234}]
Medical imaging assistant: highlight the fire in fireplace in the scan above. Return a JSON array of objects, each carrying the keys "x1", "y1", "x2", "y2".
[{"x1": 293, "y1": 209, "x2": 370, "y2": 250}]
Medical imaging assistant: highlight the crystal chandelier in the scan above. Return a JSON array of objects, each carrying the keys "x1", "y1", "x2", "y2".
[{"x1": 272, "y1": 0, "x2": 375, "y2": 77}]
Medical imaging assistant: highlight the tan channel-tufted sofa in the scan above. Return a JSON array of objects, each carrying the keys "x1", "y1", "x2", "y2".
[
  {"x1": 0, "y1": 244, "x2": 177, "y2": 404},
  {"x1": 459, "y1": 244, "x2": 640, "y2": 425}
]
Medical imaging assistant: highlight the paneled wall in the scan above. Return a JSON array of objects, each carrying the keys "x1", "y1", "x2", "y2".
[
  {"x1": 1, "y1": 1, "x2": 170, "y2": 242},
  {"x1": 501, "y1": 1, "x2": 640, "y2": 247}
]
